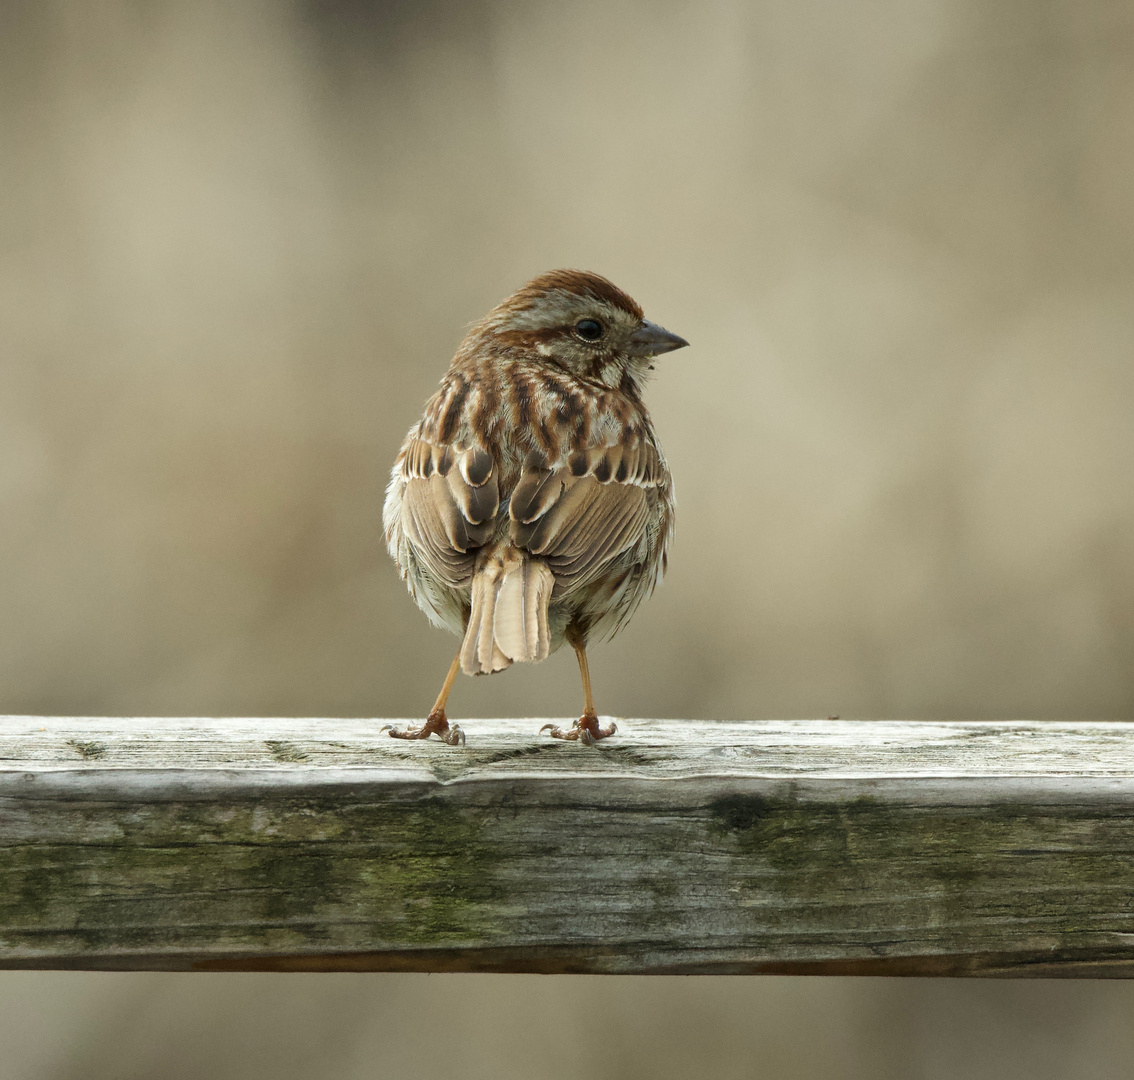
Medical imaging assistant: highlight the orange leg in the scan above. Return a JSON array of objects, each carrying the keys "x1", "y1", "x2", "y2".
[
  {"x1": 541, "y1": 637, "x2": 617, "y2": 745},
  {"x1": 383, "y1": 652, "x2": 465, "y2": 746}
]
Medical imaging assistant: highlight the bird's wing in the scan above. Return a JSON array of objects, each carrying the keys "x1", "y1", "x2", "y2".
[
  {"x1": 398, "y1": 436, "x2": 499, "y2": 589},
  {"x1": 509, "y1": 437, "x2": 665, "y2": 595}
]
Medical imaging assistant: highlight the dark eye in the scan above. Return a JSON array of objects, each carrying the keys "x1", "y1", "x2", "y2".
[{"x1": 575, "y1": 319, "x2": 603, "y2": 342}]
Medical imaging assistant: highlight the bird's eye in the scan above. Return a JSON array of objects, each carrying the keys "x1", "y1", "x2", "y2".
[{"x1": 575, "y1": 319, "x2": 603, "y2": 342}]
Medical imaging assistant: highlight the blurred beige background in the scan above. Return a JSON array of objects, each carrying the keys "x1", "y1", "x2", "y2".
[{"x1": 2, "y1": 0, "x2": 1133, "y2": 1077}]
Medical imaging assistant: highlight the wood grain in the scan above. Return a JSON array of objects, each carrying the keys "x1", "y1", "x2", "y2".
[{"x1": 3, "y1": 716, "x2": 1134, "y2": 975}]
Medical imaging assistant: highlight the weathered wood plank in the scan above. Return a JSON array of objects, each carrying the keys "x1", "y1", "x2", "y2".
[{"x1": 3, "y1": 716, "x2": 1134, "y2": 975}]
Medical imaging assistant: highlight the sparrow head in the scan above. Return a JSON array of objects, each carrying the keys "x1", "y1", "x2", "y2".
[{"x1": 470, "y1": 269, "x2": 688, "y2": 389}]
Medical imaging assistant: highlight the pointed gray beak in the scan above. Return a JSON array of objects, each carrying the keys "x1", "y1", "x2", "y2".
[{"x1": 627, "y1": 320, "x2": 689, "y2": 357}]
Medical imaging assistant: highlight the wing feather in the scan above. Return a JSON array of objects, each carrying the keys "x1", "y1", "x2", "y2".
[
  {"x1": 509, "y1": 432, "x2": 663, "y2": 599},
  {"x1": 399, "y1": 438, "x2": 499, "y2": 590}
]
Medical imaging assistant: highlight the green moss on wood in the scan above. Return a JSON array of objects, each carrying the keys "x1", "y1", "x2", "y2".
[
  {"x1": 706, "y1": 792, "x2": 1134, "y2": 938},
  {"x1": 3, "y1": 786, "x2": 1134, "y2": 961},
  {"x1": 65, "y1": 740, "x2": 107, "y2": 761},
  {"x1": 0, "y1": 795, "x2": 501, "y2": 951},
  {"x1": 264, "y1": 741, "x2": 308, "y2": 763}
]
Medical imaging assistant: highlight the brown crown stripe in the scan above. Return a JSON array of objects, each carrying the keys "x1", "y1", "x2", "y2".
[{"x1": 499, "y1": 269, "x2": 644, "y2": 321}]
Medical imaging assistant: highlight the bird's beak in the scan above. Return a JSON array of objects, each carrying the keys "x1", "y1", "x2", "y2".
[{"x1": 627, "y1": 320, "x2": 689, "y2": 357}]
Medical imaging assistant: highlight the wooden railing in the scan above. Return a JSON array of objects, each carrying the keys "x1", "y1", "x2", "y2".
[{"x1": 2, "y1": 716, "x2": 1133, "y2": 975}]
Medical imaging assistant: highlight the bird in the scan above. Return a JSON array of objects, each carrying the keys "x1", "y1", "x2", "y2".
[{"x1": 382, "y1": 270, "x2": 687, "y2": 745}]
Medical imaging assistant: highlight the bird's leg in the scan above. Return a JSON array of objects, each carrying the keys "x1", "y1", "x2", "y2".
[
  {"x1": 383, "y1": 652, "x2": 465, "y2": 746},
  {"x1": 541, "y1": 635, "x2": 617, "y2": 745}
]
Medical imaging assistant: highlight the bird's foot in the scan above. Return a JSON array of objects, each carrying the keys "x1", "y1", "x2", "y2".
[
  {"x1": 540, "y1": 713, "x2": 617, "y2": 746},
  {"x1": 382, "y1": 711, "x2": 465, "y2": 746}
]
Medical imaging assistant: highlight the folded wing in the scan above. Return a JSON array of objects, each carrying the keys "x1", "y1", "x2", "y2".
[
  {"x1": 398, "y1": 438, "x2": 499, "y2": 590},
  {"x1": 509, "y1": 437, "x2": 664, "y2": 599}
]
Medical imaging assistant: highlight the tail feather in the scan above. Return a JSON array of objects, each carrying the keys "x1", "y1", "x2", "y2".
[{"x1": 460, "y1": 546, "x2": 554, "y2": 675}]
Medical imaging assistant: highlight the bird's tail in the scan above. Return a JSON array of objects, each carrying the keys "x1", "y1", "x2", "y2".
[{"x1": 460, "y1": 545, "x2": 554, "y2": 675}]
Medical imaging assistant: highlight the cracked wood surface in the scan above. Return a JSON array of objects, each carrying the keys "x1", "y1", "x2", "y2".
[{"x1": 2, "y1": 716, "x2": 1134, "y2": 975}]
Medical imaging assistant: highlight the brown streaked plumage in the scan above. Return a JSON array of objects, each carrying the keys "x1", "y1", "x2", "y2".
[{"x1": 383, "y1": 270, "x2": 687, "y2": 745}]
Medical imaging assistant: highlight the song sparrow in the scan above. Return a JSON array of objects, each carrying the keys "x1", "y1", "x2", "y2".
[{"x1": 383, "y1": 270, "x2": 687, "y2": 745}]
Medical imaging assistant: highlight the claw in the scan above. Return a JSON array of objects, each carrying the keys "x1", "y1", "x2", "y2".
[
  {"x1": 386, "y1": 725, "x2": 432, "y2": 740},
  {"x1": 541, "y1": 715, "x2": 617, "y2": 744},
  {"x1": 441, "y1": 724, "x2": 466, "y2": 747},
  {"x1": 384, "y1": 711, "x2": 465, "y2": 746}
]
